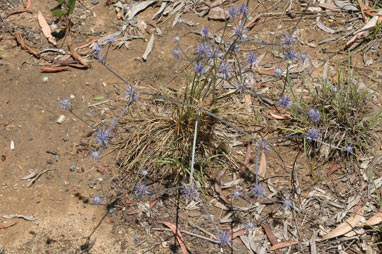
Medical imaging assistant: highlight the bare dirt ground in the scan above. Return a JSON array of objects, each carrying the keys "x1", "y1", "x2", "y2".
[{"x1": 1, "y1": 0, "x2": 382, "y2": 253}]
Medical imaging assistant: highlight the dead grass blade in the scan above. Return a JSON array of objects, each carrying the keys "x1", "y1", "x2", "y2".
[
  {"x1": 7, "y1": 0, "x2": 31, "y2": 17},
  {"x1": 41, "y1": 66, "x2": 71, "y2": 72},
  {"x1": 14, "y1": 32, "x2": 41, "y2": 58},
  {"x1": 157, "y1": 221, "x2": 187, "y2": 254},
  {"x1": 270, "y1": 241, "x2": 299, "y2": 251},
  {"x1": 321, "y1": 206, "x2": 365, "y2": 241},
  {"x1": 142, "y1": 34, "x2": 154, "y2": 61}
]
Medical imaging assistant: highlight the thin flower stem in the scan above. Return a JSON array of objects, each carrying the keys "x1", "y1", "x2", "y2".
[
  {"x1": 68, "y1": 109, "x2": 95, "y2": 129},
  {"x1": 189, "y1": 112, "x2": 199, "y2": 185}
]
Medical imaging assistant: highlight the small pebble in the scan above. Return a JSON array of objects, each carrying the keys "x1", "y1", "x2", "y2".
[
  {"x1": 56, "y1": 115, "x2": 66, "y2": 124},
  {"x1": 86, "y1": 112, "x2": 93, "y2": 117},
  {"x1": 42, "y1": 76, "x2": 49, "y2": 83},
  {"x1": 88, "y1": 182, "x2": 95, "y2": 188},
  {"x1": 70, "y1": 94, "x2": 75, "y2": 99},
  {"x1": 91, "y1": 0, "x2": 98, "y2": 5},
  {"x1": 63, "y1": 137, "x2": 69, "y2": 142},
  {"x1": 47, "y1": 159, "x2": 53, "y2": 164},
  {"x1": 70, "y1": 162, "x2": 76, "y2": 172},
  {"x1": 27, "y1": 137, "x2": 33, "y2": 141},
  {"x1": 10, "y1": 140, "x2": 14, "y2": 150}
]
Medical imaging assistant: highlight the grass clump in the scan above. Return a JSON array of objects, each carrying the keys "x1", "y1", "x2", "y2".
[{"x1": 280, "y1": 69, "x2": 382, "y2": 159}]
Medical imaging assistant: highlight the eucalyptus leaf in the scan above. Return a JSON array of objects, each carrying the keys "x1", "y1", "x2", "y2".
[
  {"x1": 52, "y1": 9, "x2": 67, "y2": 17},
  {"x1": 68, "y1": 0, "x2": 76, "y2": 14},
  {"x1": 94, "y1": 96, "x2": 104, "y2": 101}
]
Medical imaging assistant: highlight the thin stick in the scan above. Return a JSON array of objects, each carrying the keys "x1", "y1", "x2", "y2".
[
  {"x1": 151, "y1": 228, "x2": 219, "y2": 244},
  {"x1": 189, "y1": 112, "x2": 199, "y2": 185}
]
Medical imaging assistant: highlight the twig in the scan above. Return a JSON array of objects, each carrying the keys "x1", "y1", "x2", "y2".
[
  {"x1": 151, "y1": 228, "x2": 219, "y2": 244},
  {"x1": 88, "y1": 100, "x2": 111, "y2": 108}
]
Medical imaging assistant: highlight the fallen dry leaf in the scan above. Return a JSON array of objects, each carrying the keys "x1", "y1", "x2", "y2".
[
  {"x1": 0, "y1": 221, "x2": 17, "y2": 229},
  {"x1": 208, "y1": 7, "x2": 229, "y2": 20},
  {"x1": 258, "y1": 151, "x2": 266, "y2": 178},
  {"x1": 270, "y1": 110, "x2": 290, "y2": 120},
  {"x1": 270, "y1": 241, "x2": 299, "y2": 251},
  {"x1": 157, "y1": 221, "x2": 187, "y2": 254},
  {"x1": 253, "y1": 67, "x2": 276, "y2": 76},
  {"x1": 68, "y1": 34, "x2": 89, "y2": 67},
  {"x1": 14, "y1": 32, "x2": 41, "y2": 58},
  {"x1": 321, "y1": 206, "x2": 365, "y2": 240},
  {"x1": 327, "y1": 163, "x2": 344, "y2": 177},
  {"x1": 261, "y1": 224, "x2": 282, "y2": 254},
  {"x1": 365, "y1": 212, "x2": 382, "y2": 226},
  {"x1": 38, "y1": 11, "x2": 56, "y2": 46}
]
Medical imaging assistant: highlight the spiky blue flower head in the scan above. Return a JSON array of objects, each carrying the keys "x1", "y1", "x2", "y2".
[
  {"x1": 235, "y1": 80, "x2": 249, "y2": 94},
  {"x1": 194, "y1": 62, "x2": 204, "y2": 75},
  {"x1": 250, "y1": 184, "x2": 265, "y2": 198},
  {"x1": 226, "y1": 41, "x2": 240, "y2": 54},
  {"x1": 306, "y1": 128, "x2": 319, "y2": 142},
  {"x1": 182, "y1": 183, "x2": 199, "y2": 202},
  {"x1": 245, "y1": 221, "x2": 255, "y2": 231},
  {"x1": 232, "y1": 22, "x2": 248, "y2": 41},
  {"x1": 281, "y1": 198, "x2": 293, "y2": 209},
  {"x1": 172, "y1": 47, "x2": 182, "y2": 59},
  {"x1": 91, "y1": 43, "x2": 103, "y2": 55},
  {"x1": 93, "y1": 196, "x2": 104, "y2": 205},
  {"x1": 201, "y1": 27, "x2": 209, "y2": 38},
  {"x1": 134, "y1": 181, "x2": 150, "y2": 197},
  {"x1": 125, "y1": 85, "x2": 139, "y2": 103},
  {"x1": 300, "y1": 51, "x2": 308, "y2": 62},
  {"x1": 60, "y1": 98, "x2": 71, "y2": 110},
  {"x1": 218, "y1": 61, "x2": 233, "y2": 80},
  {"x1": 285, "y1": 49, "x2": 298, "y2": 62},
  {"x1": 229, "y1": 5, "x2": 238, "y2": 19},
  {"x1": 258, "y1": 140, "x2": 271, "y2": 152},
  {"x1": 282, "y1": 33, "x2": 295, "y2": 48},
  {"x1": 196, "y1": 42, "x2": 210, "y2": 58},
  {"x1": 247, "y1": 53, "x2": 257, "y2": 68},
  {"x1": 96, "y1": 128, "x2": 111, "y2": 147},
  {"x1": 232, "y1": 189, "x2": 242, "y2": 200},
  {"x1": 239, "y1": 4, "x2": 249, "y2": 14},
  {"x1": 331, "y1": 85, "x2": 338, "y2": 93},
  {"x1": 308, "y1": 108, "x2": 321, "y2": 122},
  {"x1": 279, "y1": 95, "x2": 291, "y2": 108},
  {"x1": 343, "y1": 145, "x2": 354, "y2": 155},
  {"x1": 97, "y1": 54, "x2": 106, "y2": 64},
  {"x1": 90, "y1": 150, "x2": 101, "y2": 161},
  {"x1": 217, "y1": 230, "x2": 231, "y2": 247},
  {"x1": 207, "y1": 47, "x2": 222, "y2": 62}
]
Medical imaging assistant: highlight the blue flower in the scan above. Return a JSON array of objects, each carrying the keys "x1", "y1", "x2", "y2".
[
  {"x1": 245, "y1": 221, "x2": 255, "y2": 231},
  {"x1": 207, "y1": 47, "x2": 222, "y2": 61},
  {"x1": 258, "y1": 140, "x2": 270, "y2": 152},
  {"x1": 235, "y1": 81, "x2": 248, "y2": 94},
  {"x1": 281, "y1": 198, "x2": 293, "y2": 209},
  {"x1": 172, "y1": 47, "x2": 182, "y2": 58},
  {"x1": 306, "y1": 128, "x2": 319, "y2": 141},
  {"x1": 308, "y1": 108, "x2": 321, "y2": 122},
  {"x1": 218, "y1": 61, "x2": 232, "y2": 80},
  {"x1": 96, "y1": 128, "x2": 111, "y2": 147},
  {"x1": 91, "y1": 43, "x2": 102, "y2": 55},
  {"x1": 97, "y1": 54, "x2": 105, "y2": 64},
  {"x1": 300, "y1": 51, "x2": 308, "y2": 62},
  {"x1": 232, "y1": 189, "x2": 242, "y2": 200},
  {"x1": 182, "y1": 183, "x2": 199, "y2": 202},
  {"x1": 196, "y1": 43, "x2": 210, "y2": 58},
  {"x1": 194, "y1": 62, "x2": 204, "y2": 75},
  {"x1": 285, "y1": 50, "x2": 298, "y2": 62},
  {"x1": 229, "y1": 6, "x2": 238, "y2": 19},
  {"x1": 343, "y1": 145, "x2": 354, "y2": 155},
  {"x1": 226, "y1": 41, "x2": 239, "y2": 54},
  {"x1": 279, "y1": 95, "x2": 291, "y2": 108},
  {"x1": 90, "y1": 150, "x2": 101, "y2": 161},
  {"x1": 125, "y1": 85, "x2": 139, "y2": 103},
  {"x1": 217, "y1": 231, "x2": 231, "y2": 247},
  {"x1": 239, "y1": 4, "x2": 248, "y2": 14},
  {"x1": 106, "y1": 34, "x2": 117, "y2": 44},
  {"x1": 134, "y1": 181, "x2": 150, "y2": 197},
  {"x1": 274, "y1": 67, "x2": 284, "y2": 77},
  {"x1": 60, "y1": 98, "x2": 71, "y2": 110},
  {"x1": 250, "y1": 184, "x2": 265, "y2": 198},
  {"x1": 282, "y1": 34, "x2": 295, "y2": 48},
  {"x1": 232, "y1": 22, "x2": 248, "y2": 41},
  {"x1": 201, "y1": 27, "x2": 209, "y2": 37},
  {"x1": 93, "y1": 196, "x2": 104, "y2": 205},
  {"x1": 246, "y1": 53, "x2": 257, "y2": 68}
]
